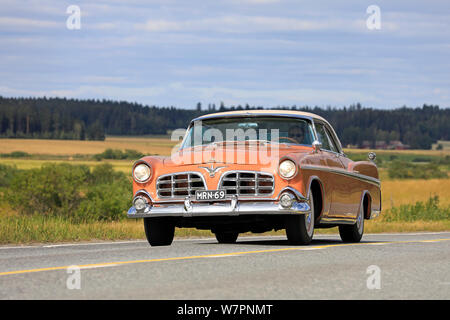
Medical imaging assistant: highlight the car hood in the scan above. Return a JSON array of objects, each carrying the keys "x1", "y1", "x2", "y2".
[{"x1": 162, "y1": 143, "x2": 313, "y2": 167}]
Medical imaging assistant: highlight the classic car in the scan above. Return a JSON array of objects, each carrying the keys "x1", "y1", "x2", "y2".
[{"x1": 127, "y1": 110, "x2": 381, "y2": 246}]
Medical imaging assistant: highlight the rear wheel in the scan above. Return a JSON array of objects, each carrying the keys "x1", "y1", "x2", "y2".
[
  {"x1": 215, "y1": 231, "x2": 239, "y2": 244},
  {"x1": 143, "y1": 217, "x2": 175, "y2": 246},
  {"x1": 286, "y1": 192, "x2": 315, "y2": 245},
  {"x1": 339, "y1": 203, "x2": 364, "y2": 243}
]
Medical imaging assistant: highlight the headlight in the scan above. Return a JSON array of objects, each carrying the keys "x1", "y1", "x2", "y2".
[
  {"x1": 133, "y1": 196, "x2": 148, "y2": 211},
  {"x1": 279, "y1": 192, "x2": 295, "y2": 208},
  {"x1": 279, "y1": 159, "x2": 297, "y2": 179},
  {"x1": 133, "y1": 163, "x2": 151, "y2": 182}
]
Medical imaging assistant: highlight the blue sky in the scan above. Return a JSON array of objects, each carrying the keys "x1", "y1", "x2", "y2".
[{"x1": 1, "y1": 0, "x2": 449, "y2": 109}]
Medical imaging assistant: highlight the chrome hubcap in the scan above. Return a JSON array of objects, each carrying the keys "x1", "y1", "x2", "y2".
[
  {"x1": 356, "y1": 207, "x2": 363, "y2": 233},
  {"x1": 305, "y1": 197, "x2": 314, "y2": 236}
]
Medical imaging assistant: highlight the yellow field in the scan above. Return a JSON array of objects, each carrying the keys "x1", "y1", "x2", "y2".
[
  {"x1": 1, "y1": 138, "x2": 449, "y2": 157},
  {"x1": 0, "y1": 136, "x2": 177, "y2": 156},
  {"x1": 381, "y1": 178, "x2": 450, "y2": 210}
]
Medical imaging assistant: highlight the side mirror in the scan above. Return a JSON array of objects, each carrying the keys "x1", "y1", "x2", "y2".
[
  {"x1": 368, "y1": 152, "x2": 376, "y2": 162},
  {"x1": 312, "y1": 140, "x2": 322, "y2": 153}
]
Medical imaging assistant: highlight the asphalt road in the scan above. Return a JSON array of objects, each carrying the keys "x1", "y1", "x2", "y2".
[{"x1": 1, "y1": 232, "x2": 449, "y2": 299}]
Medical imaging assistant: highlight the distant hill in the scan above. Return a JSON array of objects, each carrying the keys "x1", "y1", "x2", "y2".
[{"x1": 0, "y1": 97, "x2": 448, "y2": 149}]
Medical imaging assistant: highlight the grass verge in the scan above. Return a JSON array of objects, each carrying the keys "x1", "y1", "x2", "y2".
[
  {"x1": 1, "y1": 215, "x2": 449, "y2": 245},
  {"x1": 0, "y1": 215, "x2": 215, "y2": 244}
]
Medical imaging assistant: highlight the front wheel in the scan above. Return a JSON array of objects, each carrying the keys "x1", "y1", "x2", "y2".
[
  {"x1": 143, "y1": 217, "x2": 175, "y2": 246},
  {"x1": 339, "y1": 204, "x2": 364, "y2": 243},
  {"x1": 285, "y1": 192, "x2": 315, "y2": 245},
  {"x1": 215, "y1": 231, "x2": 239, "y2": 244}
]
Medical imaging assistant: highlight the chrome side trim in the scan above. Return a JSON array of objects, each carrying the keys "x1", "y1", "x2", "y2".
[
  {"x1": 318, "y1": 217, "x2": 356, "y2": 225},
  {"x1": 301, "y1": 165, "x2": 381, "y2": 186}
]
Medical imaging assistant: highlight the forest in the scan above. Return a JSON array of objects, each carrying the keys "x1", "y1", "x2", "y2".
[{"x1": 0, "y1": 96, "x2": 448, "y2": 149}]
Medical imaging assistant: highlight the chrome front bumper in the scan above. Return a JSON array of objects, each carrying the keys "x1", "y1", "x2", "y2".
[{"x1": 127, "y1": 197, "x2": 311, "y2": 219}]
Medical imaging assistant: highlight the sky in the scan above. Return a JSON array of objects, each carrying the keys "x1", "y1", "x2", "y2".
[{"x1": 0, "y1": 0, "x2": 449, "y2": 109}]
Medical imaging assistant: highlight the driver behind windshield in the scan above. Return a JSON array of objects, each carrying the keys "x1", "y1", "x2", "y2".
[{"x1": 288, "y1": 125, "x2": 306, "y2": 144}]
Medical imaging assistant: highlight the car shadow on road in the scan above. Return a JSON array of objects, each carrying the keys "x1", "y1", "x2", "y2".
[
  {"x1": 198, "y1": 237, "x2": 382, "y2": 247},
  {"x1": 236, "y1": 238, "x2": 343, "y2": 246}
]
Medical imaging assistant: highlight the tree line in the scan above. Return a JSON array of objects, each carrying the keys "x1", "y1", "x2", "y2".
[{"x1": 0, "y1": 97, "x2": 448, "y2": 149}]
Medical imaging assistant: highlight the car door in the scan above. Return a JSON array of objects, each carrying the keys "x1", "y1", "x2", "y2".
[
  {"x1": 321, "y1": 123, "x2": 361, "y2": 219},
  {"x1": 313, "y1": 122, "x2": 347, "y2": 217}
]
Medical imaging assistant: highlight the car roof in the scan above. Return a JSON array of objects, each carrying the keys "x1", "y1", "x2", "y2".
[{"x1": 193, "y1": 109, "x2": 328, "y2": 123}]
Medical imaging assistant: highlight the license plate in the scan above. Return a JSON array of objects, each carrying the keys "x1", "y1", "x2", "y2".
[{"x1": 195, "y1": 190, "x2": 226, "y2": 201}]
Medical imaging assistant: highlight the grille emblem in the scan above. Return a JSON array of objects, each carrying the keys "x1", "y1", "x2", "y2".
[{"x1": 199, "y1": 164, "x2": 226, "y2": 178}]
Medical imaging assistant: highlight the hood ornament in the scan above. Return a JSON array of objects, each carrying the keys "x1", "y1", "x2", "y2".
[{"x1": 199, "y1": 164, "x2": 226, "y2": 178}]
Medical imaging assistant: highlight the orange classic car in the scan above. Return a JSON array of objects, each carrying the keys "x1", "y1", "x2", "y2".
[{"x1": 128, "y1": 110, "x2": 381, "y2": 246}]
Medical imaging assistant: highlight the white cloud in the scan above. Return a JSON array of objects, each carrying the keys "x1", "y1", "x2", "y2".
[
  {"x1": 90, "y1": 22, "x2": 117, "y2": 30},
  {"x1": 135, "y1": 15, "x2": 348, "y2": 33},
  {"x1": 135, "y1": 12, "x2": 448, "y2": 36},
  {"x1": 81, "y1": 76, "x2": 128, "y2": 84},
  {"x1": 237, "y1": 0, "x2": 280, "y2": 3},
  {"x1": 228, "y1": 0, "x2": 281, "y2": 4},
  {"x1": 0, "y1": 17, "x2": 60, "y2": 29}
]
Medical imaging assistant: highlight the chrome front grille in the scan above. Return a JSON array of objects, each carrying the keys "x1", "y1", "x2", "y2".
[
  {"x1": 157, "y1": 172, "x2": 206, "y2": 198},
  {"x1": 219, "y1": 171, "x2": 274, "y2": 197}
]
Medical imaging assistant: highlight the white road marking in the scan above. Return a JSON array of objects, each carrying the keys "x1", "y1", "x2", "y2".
[
  {"x1": 42, "y1": 240, "x2": 147, "y2": 248},
  {"x1": 0, "y1": 240, "x2": 147, "y2": 250}
]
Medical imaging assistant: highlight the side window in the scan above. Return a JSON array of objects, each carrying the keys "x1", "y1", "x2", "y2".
[
  {"x1": 315, "y1": 122, "x2": 339, "y2": 153},
  {"x1": 314, "y1": 123, "x2": 332, "y2": 151},
  {"x1": 324, "y1": 126, "x2": 340, "y2": 153}
]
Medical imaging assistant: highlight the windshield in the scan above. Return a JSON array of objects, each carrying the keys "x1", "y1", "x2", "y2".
[{"x1": 181, "y1": 117, "x2": 315, "y2": 149}]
